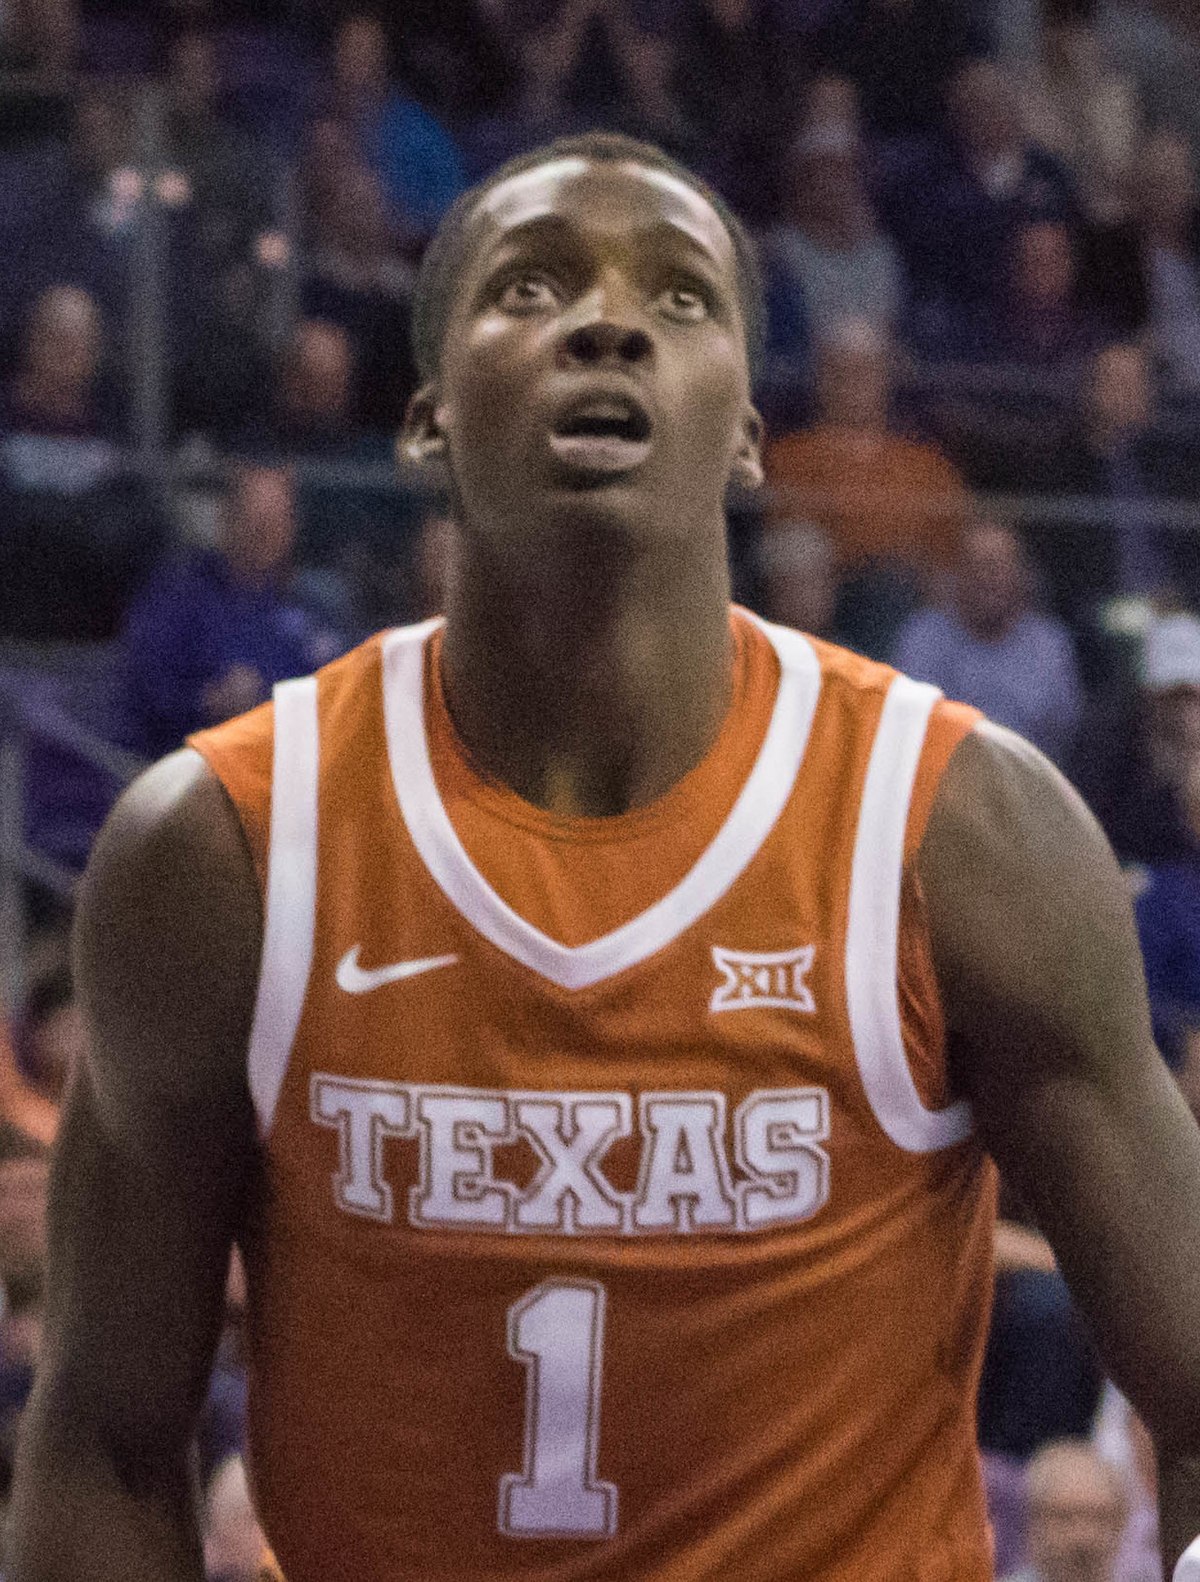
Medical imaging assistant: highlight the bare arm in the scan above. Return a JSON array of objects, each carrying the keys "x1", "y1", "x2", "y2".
[
  {"x1": 8, "y1": 751, "x2": 262, "y2": 1582},
  {"x1": 919, "y1": 723, "x2": 1200, "y2": 1577}
]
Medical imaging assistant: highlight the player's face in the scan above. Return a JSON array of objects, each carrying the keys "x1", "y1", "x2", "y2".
[{"x1": 410, "y1": 158, "x2": 762, "y2": 549}]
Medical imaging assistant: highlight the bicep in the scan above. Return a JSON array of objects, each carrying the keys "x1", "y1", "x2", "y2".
[{"x1": 919, "y1": 724, "x2": 1200, "y2": 1435}]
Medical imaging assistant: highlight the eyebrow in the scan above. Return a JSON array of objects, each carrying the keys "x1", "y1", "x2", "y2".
[{"x1": 482, "y1": 212, "x2": 726, "y2": 271}]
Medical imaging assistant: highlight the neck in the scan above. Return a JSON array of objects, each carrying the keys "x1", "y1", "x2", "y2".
[
  {"x1": 802, "y1": 211, "x2": 867, "y2": 251},
  {"x1": 963, "y1": 608, "x2": 1018, "y2": 643},
  {"x1": 1089, "y1": 418, "x2": 1131, "y2": 456},
  {"x1": 221, "y1": 547, "x2": 277, "y2": 591},
  {"x1": 440, "y1": 529, "x2": 735, "y2": 818},
  {"x1": 15, "y1": 370, "x2": 87, "y2": 426}
]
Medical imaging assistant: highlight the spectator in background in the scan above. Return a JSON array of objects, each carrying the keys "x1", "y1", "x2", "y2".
[
  {"x1": 203, "y1": 1456, "x2": 268, "y2": 1582},
  {"x1": 1134, "y1": 129, "x2": 1200, "y2": 396},
  {"x1": 1010, "y1": 218, "x2": 1105, "y2": 365},
  {"x1": 264, "y1": 316, "x2": 422, "y2": 634},
  {"x1": 326, "y1": 11, "x2": 467, "y2": 245},
  {"x1": 1134, "y1": 752, "x2": 1200, "y2": 1116},
  {"x1": 1019, "y1": 0, "x2": 1142, "y2": 229},
  {"x1": 0, "y1": 1124, "x2": 52, "y2": 1529},
  {"x1": 765, "y1": 318, "x2": 969, "y2": 653},
  {"x1": 304, "y1": 146, "x2": 413, "y2": 307},
  {"x1": 663, "y1": 0, "x2": 802, "y2": 223},
  {"x1": 1110, "y1": 1405, "x2": 1163, "y2": 1582},
  {"x1": 880, "y1": 58, "x2": 1078, "y2": 350},
  {"x1": 1022, "y1": 343, "x2": 1195, "y2": 652},
  {"x1": 892, "y1": 516, "x2": 1082, "y2": 765},
  {"x1": 1001, "y1": 217, "x2": 1101, "y2": 366},
  {"x1": 1072, "y1": 611, "x2": 1200, "y2": 867},
  {"x1": 301, "y1": 131, "x2": 418, "y2": 432},
  {"x1": 361, "y1": 0, "x2": 521, "y2": 131},
  {"x1": 811, "y1": 0, "x2": 987, "y2": 143},
  {"x1": 3, "y1": 284, "x2": 115, "y2": 450},
  {"x1": 268, "y1": 317, "x2": 357, "y2": 453},
  {"x1": 1000, "y1": 1439, "x2": 1130, "y2": 1582},
  {"x1": 160, "y1": 27, "x2": 274, "y2": 299},
  {"x1": 0, "y1": 86, "x2": 139, "y2": 329},
  {"x1": 0, "y1": 1015, "x2": 55, "y2": 1151},
  {"x1": 916, "y1": 216, "x2": 1103, "y2": 367},
  {"x1": 511, "y1": 0, "x2": 678, "y2": 139},
  {"x1": 163, "y1": 35, "x2": 280, "y2": 446},
  {"x1": 754, "y1": 520, "x2": 842, "y2": 644},
  {"x1": 0, "y1": 0, "x2": 77, "y2": 75},
  {"x1": 0, "y1": 285, "x2": 160, "y2": 641},
  {"x1": 118, "y1": 463, "x2": 348, "y2": 761},
  {"x1": 760, "y1": 115, "x2": 902, "y2": 401}
]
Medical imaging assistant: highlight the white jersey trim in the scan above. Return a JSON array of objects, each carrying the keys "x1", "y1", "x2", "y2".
[
  {"x1": 845, "y1": 675, "x2": 974, "y2": 1152},
  {"x1": 247, "y1": 674, "x2": 319, "y2": 1137},
  {"x1": 380, "y1": 614, "x2": 822, "y2": 990}
]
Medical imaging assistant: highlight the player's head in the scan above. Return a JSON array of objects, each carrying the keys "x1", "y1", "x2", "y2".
[{"x1": 401, "y1": 133, "x2": 765, "y2": 558}]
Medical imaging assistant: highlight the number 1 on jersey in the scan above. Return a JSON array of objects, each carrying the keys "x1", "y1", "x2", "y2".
[{"x1": 499, "y1": 1279, "x2": 618, "y2": 1538}]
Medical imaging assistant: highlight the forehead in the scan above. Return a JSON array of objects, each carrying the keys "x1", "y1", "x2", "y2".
[{"x1": 469, "y1": 157, "x2": 738, "y2": 276}]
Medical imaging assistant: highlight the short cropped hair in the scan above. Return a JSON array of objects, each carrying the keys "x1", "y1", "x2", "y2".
[{"x1": 411, "y1": 132, "x2": 764, "y2": 385}]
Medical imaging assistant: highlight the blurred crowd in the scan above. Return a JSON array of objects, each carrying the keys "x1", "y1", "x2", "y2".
[{"x1": 2, "y1": 0, "x2": 1200, "y2": 1577}]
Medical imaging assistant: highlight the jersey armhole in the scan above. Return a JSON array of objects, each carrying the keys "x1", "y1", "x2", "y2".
[
  {"x1": 188, "y1": 702, "x2": 275, "y2": 894},
  {"x1": 898, "y1": 700, "x2": 982, "y2": 1111},
  {"x1": 902, "y1": 699, "x2": 982, "y2": 865},
  {"x1": 188, "y1": 684, "x2": 319, "y2": 1139}
]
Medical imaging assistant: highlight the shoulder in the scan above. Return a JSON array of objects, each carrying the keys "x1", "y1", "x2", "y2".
[
  {"x1": 920, "y1": 722, "x2": 1105, "y2": 886},
  {"x1": 125, "y1": 548, "x2": 213, "y2": 612},
  {"x1": 189, "y1": 630, "x2": 392, "y2": 852},
  {"x1": 897, "y1": 433, "x2": 964, "y2": 487},
  {"x1": 1026, "y1": 611, "x2": 1081, "y2": 661},
  {"x1": 894, "y1": 606, "x2": 955, "y2": 651},
  {"x1": 75, "y1": 748, "x2": 262, "y2": 1137},
  {"x1": 917, "y1": 721, "x2": 1138, "y2": 1026}
]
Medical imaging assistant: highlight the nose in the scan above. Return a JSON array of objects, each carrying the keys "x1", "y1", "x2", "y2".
[{"x1": 560, "y1": 313, "x2": 653, "y2": 370}]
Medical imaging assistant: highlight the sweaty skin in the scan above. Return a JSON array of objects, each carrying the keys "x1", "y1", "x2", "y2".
[{"x1": 11, "y1": 157, "x2": 1200, "y2": 1582}]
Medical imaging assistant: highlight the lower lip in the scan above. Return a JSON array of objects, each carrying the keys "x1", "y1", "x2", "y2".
[{"x1": 547, "y1": 432, "x2": 653, "y2": 477}]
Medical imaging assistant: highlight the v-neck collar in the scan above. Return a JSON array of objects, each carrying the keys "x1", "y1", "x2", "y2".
[{"x1": 380, "y1": 613, "x2": 822, "y2": 990}]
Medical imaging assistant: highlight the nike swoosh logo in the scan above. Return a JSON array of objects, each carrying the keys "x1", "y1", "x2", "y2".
[{"x1": 336, "y1": 946, "x2": 460, "y2": 994}]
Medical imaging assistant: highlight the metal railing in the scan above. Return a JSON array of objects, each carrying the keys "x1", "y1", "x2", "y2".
[{"x1": 0, "y1": 653, "x2": 146, "y2": 1009}]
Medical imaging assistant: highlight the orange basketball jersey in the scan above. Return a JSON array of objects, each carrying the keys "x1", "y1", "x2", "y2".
[{"x1": 189, "y1": 607, "x2": 998, "y2": 1582}]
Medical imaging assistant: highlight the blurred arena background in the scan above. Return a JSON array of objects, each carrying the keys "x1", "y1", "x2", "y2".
[{"x1": 0, "y1": 0, "x2": 1198, "y2": 1576}]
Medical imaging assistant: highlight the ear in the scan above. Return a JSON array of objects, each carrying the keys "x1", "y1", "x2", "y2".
[
  {"x1": 400, "y1": 383, "x2": 448, "y2": 467},
  {"x1": 731, "y1": 402, "x2": 765, "y2": 490}
]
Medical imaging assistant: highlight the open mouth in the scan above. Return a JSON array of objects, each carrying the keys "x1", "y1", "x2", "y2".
[{"x1": 547, "y1": 394, "x2": 654, "y2": 478}]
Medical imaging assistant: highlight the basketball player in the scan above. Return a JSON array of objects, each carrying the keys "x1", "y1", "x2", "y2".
[{"x1": 11, "y1": 133, "x2": 1200, "y2": 1581}]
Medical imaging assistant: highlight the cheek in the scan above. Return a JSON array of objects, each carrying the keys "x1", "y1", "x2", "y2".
[
  {"x1": 444, "y1": 324, "x2": 537, "y2": 444},
  {"x1": 674, "y1": 345, "x2": 750, "y2": 451}
]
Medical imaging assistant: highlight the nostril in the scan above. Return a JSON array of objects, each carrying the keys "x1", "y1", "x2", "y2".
[
  {"x1": 563, "y1": 323, "x2": 653, "y2": 365},
  {"x1": 564, "y1": 325, "x2": 604, "y2": 363}
]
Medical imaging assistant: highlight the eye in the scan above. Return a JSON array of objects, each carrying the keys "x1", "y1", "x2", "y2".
[
  {"x1": 657, "y1": 280, "x2": 712, "y2": 322},
  {"x1": 497, "y1": 272, "x2": 561, "y2": 313}
]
